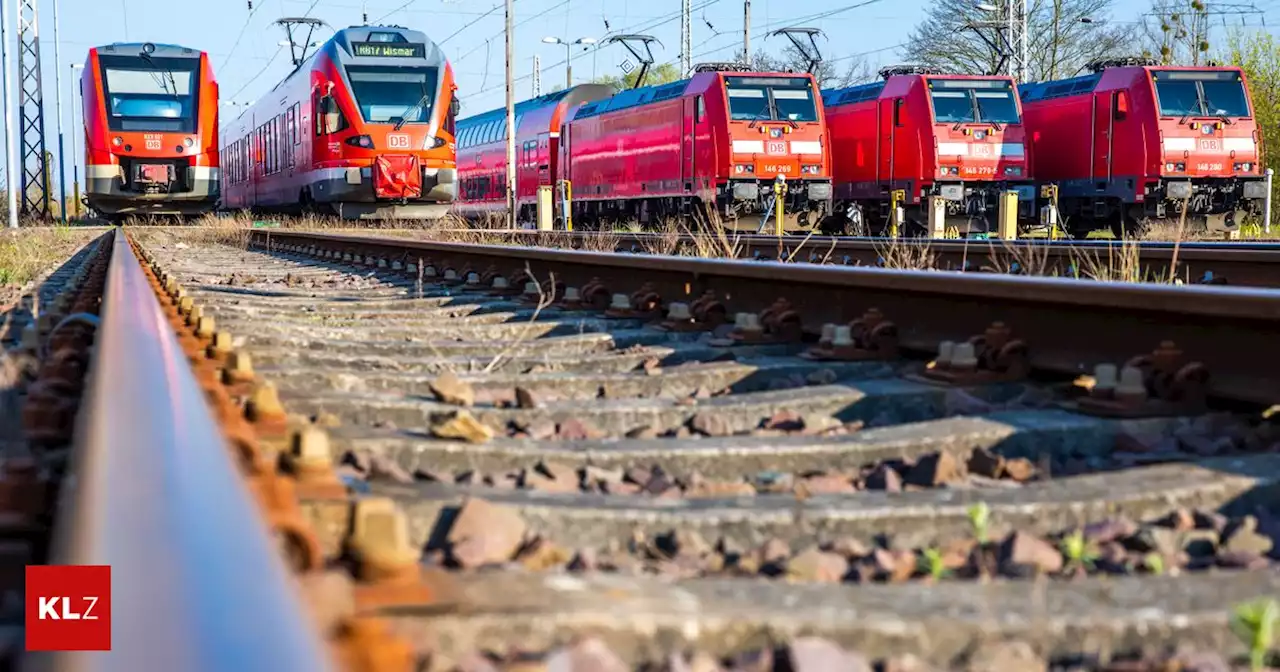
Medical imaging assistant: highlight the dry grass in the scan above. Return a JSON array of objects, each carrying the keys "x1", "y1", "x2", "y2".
[{"x1": 0, "y1": 226, "x2": 100, "y2": 290}]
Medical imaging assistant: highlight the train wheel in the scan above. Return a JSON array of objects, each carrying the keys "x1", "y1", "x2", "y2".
[{"x1": 817, "y1": 214, "x2": 847, "y2": 236}]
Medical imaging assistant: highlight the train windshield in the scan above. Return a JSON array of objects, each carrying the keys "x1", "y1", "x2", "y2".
[
  {"x1": 98, "y1": 54, "x2": 199, "y2": 133},
  {"x1": 345, "y1": 66, "x2": 440, "y2": 124},
  {"x1": 1152, "y1": 70, "x2": 1251, "y2": 118},
  {"x1": 927, "y1": 78, "x2": 1021, "y2": 125},
  {"x1": 725, "y1": 76, "x2": 819, "y2": 122}
]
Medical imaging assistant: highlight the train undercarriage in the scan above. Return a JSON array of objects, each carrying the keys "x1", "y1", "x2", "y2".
[
  {"x1": 820, "y1": 181, "x2": 1037, "y2": 237},
  {"x1": 1054, "y1": 177, "x2": 1268, "y2": 239}
]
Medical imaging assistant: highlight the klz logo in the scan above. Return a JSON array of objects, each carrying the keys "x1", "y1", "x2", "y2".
[
  {"x1": 387, "y1": 133, "x2": 412, "y2": 149},
  {"x1": 143, "y1": 134, "x2": 162, "y2": 150},
  {"x1": 25, "y1": 565, "x2": 111, "y2": 651},
  {"x1": 765, "y1": 141, "x2": 787, "y2": 155}
]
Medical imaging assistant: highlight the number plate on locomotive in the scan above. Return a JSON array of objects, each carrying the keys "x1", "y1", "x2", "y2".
[
  {"x1": 1196, "y1": 163, "x2": 1223, "y2": 171},
  {"x1": 765, "y1": 141, "x2": 787, "y2": 155},
  {"x1": 387, "y1": 133, "x2": 412, "y2": 149},
  {"x1": 761, "y1": 164, "x2": 794, "y2": 175}
]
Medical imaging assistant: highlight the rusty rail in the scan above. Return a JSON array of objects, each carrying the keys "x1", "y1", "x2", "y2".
[
  {"x1": 252, "y1": 230, "x2": 1280, "y2": 407},
  {"x1": 421, "y1": 229, "x2": 1280, "y2": 288},
  {"x1": 36, "y1": 229, "x2": 335, "y2": 671}
]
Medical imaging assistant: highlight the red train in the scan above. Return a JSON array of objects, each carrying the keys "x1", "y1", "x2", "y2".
[
  {"x1": 1019, "y1": 57, "x2": 1266, "y2": 238},
  {"x1": 221, "y1": 26, "x2": 459, "y2": 220},
  {"x1": 456, "y1": 66, "x2": 833, "y2": 230},
  {"x1": 81, "y1": 42, "x2": 220, "y2": 221},
  {"x1": 819, "y1": 67, "x2": 1035, "y2": 236}
]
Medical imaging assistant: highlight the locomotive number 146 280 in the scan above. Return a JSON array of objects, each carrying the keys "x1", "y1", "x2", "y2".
[{"x1": 1195, "y1": 162, "x2": 1223, "y2": 172}]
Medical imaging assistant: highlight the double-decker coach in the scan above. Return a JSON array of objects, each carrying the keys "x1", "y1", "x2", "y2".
[
  {"x1": 221, "y1": 25, "x2": 459, "y2": 219},
  {"x1": 1019, "y1": 57, "x2": 1266, "y2": 238},
  {"x1": 81, "y1": 42, "x2": 220, "y2": 221}
]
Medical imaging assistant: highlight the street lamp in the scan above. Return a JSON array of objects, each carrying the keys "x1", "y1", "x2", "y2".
[{"x1": 541, "y1": 36, "x2": 597, "y2": 89}]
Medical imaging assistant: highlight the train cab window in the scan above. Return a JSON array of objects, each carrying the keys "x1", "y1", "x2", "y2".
[
  {"x1": 926, "y1": 78, "x2": 1021, "y2": 125},
  {"x1": 724, "y1": 76, "x2": 818, "y2": 122},
  {"x1": 315, "y1": 91, "x2": 349, "y2": 136},
  {"x1": 1152, "y1": 70, "x2": 1251, "y2": 118},
  {"x1": 97, "y1": 52, "x2": 200, "y2": 133},
  {"x1": 345, "y1": 65, "x2": 440, "y2": 124},
  {"x1": 696, "y1": 96, "x2": 705, "y2": 122}
]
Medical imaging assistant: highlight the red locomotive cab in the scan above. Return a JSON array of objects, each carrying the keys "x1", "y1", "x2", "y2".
[
  {"x1": 1020, "y1": 58, "x2": 1265, "y2": 237},
  {"x1": 81, "y1": 42, "x2": 220, "y2": 221},
  {"x1": 821, "y1": 68, "x2": 1035, "y2": 237},
  {"x1": 721, "y1": 73, "x2": 829, "y2": 184}
]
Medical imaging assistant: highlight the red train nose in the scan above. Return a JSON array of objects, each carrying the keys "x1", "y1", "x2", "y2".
[{"x1": 374, "y1": 155, "x2": 423, "y2": 199}]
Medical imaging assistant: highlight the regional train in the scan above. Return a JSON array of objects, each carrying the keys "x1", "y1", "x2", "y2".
[
  {"x1": 221, "y1": 26, "x2": 459, "y2": 220},
  {"x1": 81, "y1": 42, "x2": 220, "y2": 221},
  {"x1": 1019, "y1": 57, "x2": 1266, "y2": 238},
  {"x1": 455, "y1": 65, "x2": 833, "y2": 231},
  {"x1": 819, "y1": 67, "x2": 1035, "y2": 237}
]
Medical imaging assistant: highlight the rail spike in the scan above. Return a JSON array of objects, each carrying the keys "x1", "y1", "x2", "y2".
[
  {"x1": 914, "y1": 321, "x2": 1030, "y2": 386},
  {"x1": 1074, "y1": 341, "x2": 1210, "y2": 418}
]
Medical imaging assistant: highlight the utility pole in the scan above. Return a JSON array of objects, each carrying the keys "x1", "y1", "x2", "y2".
[
  {"x1": 70, "y1": 63, "x2": 82, "y2": 219},
  {"x1": 18, "y1": 0, "x2": 50, "y2": 219},
  {"x1": 743, "y1": 0, "x2": 751, "y2": 66},
  {"x1": 53, "y1": 0, "x2": 67, "y2": 222},
  {"x1": 1, "y1": 0, "x2": 18, "y2": 228},
  {"x1": 532, "y1": 54, "x2": 541, "y2": 96},
  {"x1": 681, "y1": 0, "x2": 691, "y2": 74},
  {"x1": 504, "y1": 0, "x2": 515, "y2": 228}
]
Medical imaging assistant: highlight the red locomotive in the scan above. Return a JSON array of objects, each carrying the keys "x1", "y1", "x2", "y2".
[
  {"x1": 1019, "y1": 57, "x2": 1266, "y2": 238},
  {"x1": 221, "y1": 26, "x2": 459, "y2": 220},
  {"x1": 81, "y1": 42, "x2": 220, "y2": 221},
  {"x1": 819, "y1": 66, "x2": 1035, "y2": 236},
  {"x1": 456, "y1": 65, "x2": 833, "y2": 231}
]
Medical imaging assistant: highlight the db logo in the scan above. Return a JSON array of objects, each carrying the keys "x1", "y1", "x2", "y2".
[
  {"x1": 25, "y1": 565, "x2": 111, "y2": 651},
  {"x1": 387, "y1": 133, "x2": 412, "y2": 149}
]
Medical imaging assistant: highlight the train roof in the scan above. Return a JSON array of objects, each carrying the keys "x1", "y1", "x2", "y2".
[
  {"x1": 268, "y1": 24, "x2": 448, "y2": 94},
  {"x1": 822, "y1": 73, "x2": 1017, "y2": 107},
  {"x1": 1019, "y1": 63, "x2": 1245, "y2": 102},
  {"x1": 457, "y1": 86, "x2": 604, "y2": 127},
  {"x1": 92, "y1": 42, "x2": 204, "y2": 58}
]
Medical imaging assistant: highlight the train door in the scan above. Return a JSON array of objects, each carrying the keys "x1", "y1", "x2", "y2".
[
  {"x1": 1091, "y1": 91, "x2": 1113, "y2": 182},
  {"x1": 538, "y1": 132, "x2": 553, "y2": 186},
  {"x1": 682, "y1": 97, "x2": 695, "y2": 192},
  {"x1": 877, "y1": 97, "x2": 904, "y2": 189}
]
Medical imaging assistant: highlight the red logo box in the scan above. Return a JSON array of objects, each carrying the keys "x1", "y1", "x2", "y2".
[{"x1": 25, "y1": 565, "x2": 111, "y2": 651}]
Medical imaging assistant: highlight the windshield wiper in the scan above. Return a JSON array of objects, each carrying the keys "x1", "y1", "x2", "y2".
[
  {"x1": 394, "y1": 92, "x2": 430, "y2": 131},
  {"x1": 138, "y1": 52, "x2": 179, "y2": 95},
  {"x1": 746, "y1": 99, "x2": 773, "y2": 129},
  {"x1": 1201, "y1": 96, "x2": 1232, "y2": 125}
]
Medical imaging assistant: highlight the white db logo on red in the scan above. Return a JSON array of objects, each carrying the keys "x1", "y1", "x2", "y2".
[
  {"x1": 971, "y1": 144, "x2": 992, "y2": 157},
  {"x1": 387, "y1": 134, "x2": 411, "y2": 149},
  {"x1": 765, "y1": 141, "x2": 786, "y2": 155}
]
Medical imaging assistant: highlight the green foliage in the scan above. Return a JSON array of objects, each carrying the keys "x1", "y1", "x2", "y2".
[
  {"x1": 967, "y1": 501, "x2": 991, "y2": 543},
  {"x1": 1223, "y1": 30, "x2": 1280, "y2": 229},
  {"x1": 1058, "y1": 529, "x2": 1099, "y2": 570},
  {"x1": 1142, "y1": 552, "x2": 1165, "y2": 575},
  {"x1": 1230, "y1": 598, "x2": 1279, "y2": 671},
  {"x1": 917, "y1": 547, "x2": 951, "y2": 580},
  {"x1": 592, "y1": 63, "x2": 683, "y2": 92}
]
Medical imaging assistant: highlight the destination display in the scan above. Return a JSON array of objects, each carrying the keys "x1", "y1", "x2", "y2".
[{"x1": 352, "y1": 42, "x2": 426, "y2": 58}]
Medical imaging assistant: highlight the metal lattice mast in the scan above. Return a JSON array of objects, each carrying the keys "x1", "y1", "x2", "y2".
[
  {"x1": 681, "y1": 0, "x2": 691, "y2": 74},
  {"x1": 17, "y1": 0, "x2": 49, "y2": 218},
  {"x1": 532, "y1": 54, "x2": 541, "y2": 96},
  {"x1": 1009, "y1": 0, "x2": 1028, "y2": 81}
]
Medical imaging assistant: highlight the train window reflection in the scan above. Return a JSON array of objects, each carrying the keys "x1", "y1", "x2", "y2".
[{"x1": 346, "y1": 66, "x2": 439, "y2": 124}]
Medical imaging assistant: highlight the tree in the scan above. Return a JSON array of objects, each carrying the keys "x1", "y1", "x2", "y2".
[
  {"x1": 750, "y1": 46, "x2": 873, "y2": 89},
  {"x1": 1223, "y1": 30, "x2": 1280, "y2": 227},
  {"x1": 1142, "y1": 0, "x2": 1211, "y2": 65},
  {"x1": 905, "y1": 0, "x2": 1135, "y2": 82},
  {"x1": 591, "y1": 62, "x2": 683, "y2": 92}
]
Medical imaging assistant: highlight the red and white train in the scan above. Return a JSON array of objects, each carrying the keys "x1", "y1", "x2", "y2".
[
  {"x1": 221, "y1": 26, "x2": 459, "y2": 219},
  {"x1": 455, "y1": 66, "x2": 833, "y2": 230},
  {"x1": 81, "y1": 42, "x2": 220, "y2": 221},
  {"x1": 820, "y1": 67, "x2": 1035, "y2": 236},
  {"x1": 1019, "y1": 57, "x2": 1266, "y2": 237}
]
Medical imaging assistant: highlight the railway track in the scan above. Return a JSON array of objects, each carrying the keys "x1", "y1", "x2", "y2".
[
  {"x1": 416, "y1": 228, "x2": 1280, "y2": 288},
  {"x1": 9, "y1": 227, "x2": 1280, "y2": 669}
]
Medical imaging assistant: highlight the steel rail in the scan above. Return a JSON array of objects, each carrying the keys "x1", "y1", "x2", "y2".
[
  {"x1": 424, "y1": 229, "x2": 1280, "y2": 288},
  {"x1": 31, "y1": 229, "x2": 335, "y2": 672},
  {"x1": 254, "y1": 230, "x2": 1280, "y2": 406}
]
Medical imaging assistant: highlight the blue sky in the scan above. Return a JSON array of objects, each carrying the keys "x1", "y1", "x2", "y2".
[{"x1": 0, "y1": 0, "x2": 1275, "y2": 202}]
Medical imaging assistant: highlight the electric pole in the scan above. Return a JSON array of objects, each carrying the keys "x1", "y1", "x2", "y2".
[
  {"x1": 18, "y1": 0, "x2": 50, "y2": 219},
  {"x1": 53, "y1": 0, "x2": 67, "y2": 222},
  {"x1": 504, "y1": 0, "x2": 515, "y2": 229},
  {"x1": 533, "y1": 54, "x2": 541, "y2": 96},
  {"x1": 681, "y1": 0, "x2": 691, "y2": 74},
  {"x1": 0, "y1": 0, "x2": 18, "y2": 228},
  {"x1": 743, "y1": 0, "x2": 751, "y2": 66}
]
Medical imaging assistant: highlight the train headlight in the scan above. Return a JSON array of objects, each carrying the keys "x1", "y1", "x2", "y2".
[
  {"x1": 344, "y1": 135, "x2": 375, "y2": 149},
  {"x1": 939, "y1": 166, "x2": 959, "y2": 176},
  {"x1": 734, "y1": 164, "x2": 754, "y2": 174},
  {"x1": 1165, "y1": 162, "x2": 1186, "y2": 172},
  {"x1": 183, "y1": 137, "x2": 194, "y2": 148},
  {"x1": 426, "y1": 136, "x2": 447, "y2": 149},
  {"x1": 801, "y1": 165, "x2": 821, "y2": 174},
  {"x1": 1234, "y1": 162, "x2": 1253, "y2": 172},
  {"x1": 112, "y1": 136, "x2": 123, "y2": 147},
  {"x1": 1003, "y1": 166, "x2": 1022, "y2": 176}
]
